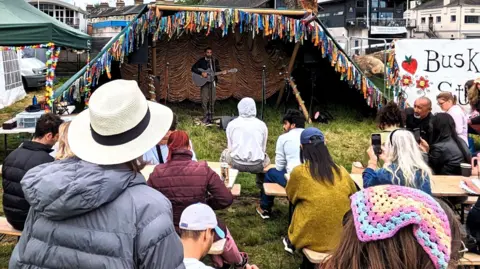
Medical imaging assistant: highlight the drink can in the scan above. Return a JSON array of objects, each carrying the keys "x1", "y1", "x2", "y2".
[{"x1": 221, "y1": 162, "x2": 229, "y2": 185}]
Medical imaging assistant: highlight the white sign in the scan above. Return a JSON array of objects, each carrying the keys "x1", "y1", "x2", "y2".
[
  {"x1": 371, "y1": 26, "x2": 407, "y2": 35},
  {"x1": 395, "y1": 39, "x2": 480, "y2": 113}
]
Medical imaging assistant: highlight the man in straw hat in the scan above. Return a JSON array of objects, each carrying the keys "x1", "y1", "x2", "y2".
[{"x1": 9, "y1": 80, "x2": 185, "y2": 269}]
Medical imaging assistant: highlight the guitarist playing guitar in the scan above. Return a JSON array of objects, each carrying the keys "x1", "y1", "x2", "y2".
[{"x1": 191, "y1": 47, "x2": 226, "y2": 124}]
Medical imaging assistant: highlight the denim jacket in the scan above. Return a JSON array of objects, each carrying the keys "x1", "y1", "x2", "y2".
[{"x1": 362, "y1": 164, "x2": 432, "y2": 195}]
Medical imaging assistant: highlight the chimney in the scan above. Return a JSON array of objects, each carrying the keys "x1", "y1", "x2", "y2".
[
  {"x1": 86, "y1": 4, "x2": 94, "y2": 13},
  {"x1": 116, "y1": 0, "x2": 125, "y2": 8},
  {"x1": 99, "y1": 2, "x2": 110, "y2": 8},
  {"x1": 134, "y1": 0, "x2": 143, "y2": 5},
  {"x1": 444, "y1": 0, "x2": 450, "y2": 6}
]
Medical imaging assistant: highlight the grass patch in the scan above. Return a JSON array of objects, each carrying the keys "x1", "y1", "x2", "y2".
[{"x1": 0, "y1": 98, "x2": 377, "y2": 268}]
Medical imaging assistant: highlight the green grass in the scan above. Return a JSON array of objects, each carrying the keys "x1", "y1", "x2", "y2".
[{"x1": 0, "y1": 98, "x2": 377, "y2": 269}]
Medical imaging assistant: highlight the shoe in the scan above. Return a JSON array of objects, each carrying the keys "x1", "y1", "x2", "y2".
[
  {"x1": 202, "y1": 115, "x2": 210, "y2": 124},
  {"x1": 256, "y1": 205, "x2": 271, "y2": 219},
  {"x1": 283, "y1": 237, "x2": 295, "y2": 255},
  {"x1": 234, "y1": 253, "x2": 248, "y2": 269}
]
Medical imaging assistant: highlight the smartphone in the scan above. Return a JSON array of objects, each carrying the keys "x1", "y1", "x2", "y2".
[
  {"x1": 371, "y1": 134, "x2": 382, "y2": 155},
  {"x1": 413, "y1": 128, "x2": 421, "y2": 144}
]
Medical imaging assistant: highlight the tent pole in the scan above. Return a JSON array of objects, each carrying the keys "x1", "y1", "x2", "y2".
[
  {"x1": 149, "y1": 4, "x2": 307, "y2": 16},
  {"x1": 276, "y1": 42, "x2": 300, "y2": 107}
]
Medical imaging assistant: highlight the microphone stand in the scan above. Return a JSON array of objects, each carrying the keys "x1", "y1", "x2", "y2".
[
  {"x1": 209, "y1": 56, "x2": 215, "y2": 123},
  {"x1": 261, "y1": 65, "x2": 266, "y2": 120},
  {"x1": 165, "y1": 62, "x2": 170, "y2": 105}
]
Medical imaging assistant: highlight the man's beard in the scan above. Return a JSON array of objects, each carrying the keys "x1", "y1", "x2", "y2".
[{"x1": 414, "y1": 114, "x2": 421, "y2": 119}]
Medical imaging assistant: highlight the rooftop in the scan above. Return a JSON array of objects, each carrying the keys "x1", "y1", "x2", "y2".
[
  {"x1": 412, "y1": 0, "x2": 480, "y2": 10},
  {"x1": 88, "y1": 4, "x2": 147, "y2": 18}
]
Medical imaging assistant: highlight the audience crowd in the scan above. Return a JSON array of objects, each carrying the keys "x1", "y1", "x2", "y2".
[{"x1": 4, "y1": 78, "x2": 480, "y2": 269}]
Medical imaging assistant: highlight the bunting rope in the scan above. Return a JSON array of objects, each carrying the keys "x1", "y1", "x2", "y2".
[{"x1": 69, "y1": 6, "x2": 385, "y2": 108}]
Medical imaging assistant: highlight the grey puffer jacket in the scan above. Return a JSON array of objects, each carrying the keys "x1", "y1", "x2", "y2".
[{"x1": 9, "y1": 158, "x2": 185, "y2": 269}]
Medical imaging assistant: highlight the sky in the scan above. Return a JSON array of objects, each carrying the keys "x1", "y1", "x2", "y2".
[{"x1": 63, "y1": 0, "x2": 152, "y2": 9}]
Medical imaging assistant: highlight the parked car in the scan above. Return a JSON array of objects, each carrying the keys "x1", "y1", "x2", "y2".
[{"x1": 19, "y1": 57, "x2": 46, "y2": 89}]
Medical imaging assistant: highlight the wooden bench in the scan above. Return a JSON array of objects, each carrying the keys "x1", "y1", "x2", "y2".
[
  {"x1": 302, "y1": 249, "x2": 330, "y2": 264},
  {"x1": 0, "y1": 217, "x2": 21, "y2": 236},
  {"x1": 465, "y1": 196, "x2": 478, "y2": 205},
  {"x1": 263, "y1": 183, "x2": 287, "y2": 197},
  {"x1": 208, "y1": 238, "x2": 226, "y2": 255},
  {"x1": 231, "y1": 184, "x2": 241, "y2": 197},
  {"x1": 460, "y1": 252, "x2": 480, "y2": 267}
]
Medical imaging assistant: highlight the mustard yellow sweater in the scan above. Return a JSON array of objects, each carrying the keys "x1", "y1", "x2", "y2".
[{"x1": 286, "y1": 163, "x2": 357, "y2": 252}]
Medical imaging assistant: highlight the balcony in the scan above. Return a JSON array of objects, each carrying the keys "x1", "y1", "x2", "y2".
[
  {"x1": 370, "y1": 18, "x2": 406, "y2": 27},
  {"x1": 65, "y1": 18, "x2": 80, "y2": 29},
  {"x1": 346, "y1": 18, "x2": 368, "y2": 28}
]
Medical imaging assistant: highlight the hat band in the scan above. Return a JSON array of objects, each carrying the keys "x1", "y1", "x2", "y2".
[{"x1": 90, "y1": 108, "x2": 151, "y2": 146}]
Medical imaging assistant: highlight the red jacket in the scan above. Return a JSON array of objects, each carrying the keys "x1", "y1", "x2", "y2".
[{"x1": 147, "y1": 149, "x2": 233, "y2": 229}]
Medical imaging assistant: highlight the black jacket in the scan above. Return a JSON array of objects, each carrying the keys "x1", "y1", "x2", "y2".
[
  {"x1": 428, "y1": 138, "x2": 470, "y2": 175},
  {"x1": 2, "y1": 141, "x2": 54, "y2": 230},
  {"x1": 191, "y1": 57, "x2": 221, "y2": 82},
  {"x1": 406, "y1": 108, "x2": 433, "y2": 145}
]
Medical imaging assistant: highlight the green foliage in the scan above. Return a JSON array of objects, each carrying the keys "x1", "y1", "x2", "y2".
[{"x1": 176, "y1": 0, "x2": 205, "y2": 5}]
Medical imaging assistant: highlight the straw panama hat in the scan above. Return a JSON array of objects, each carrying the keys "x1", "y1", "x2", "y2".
[{"x1": 68, "y1": 79, "x2": 173, "y2": 165}]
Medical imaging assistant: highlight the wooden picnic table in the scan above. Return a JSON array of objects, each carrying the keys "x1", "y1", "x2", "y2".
[
  {"x1": 141, "y1": 162, "x2": 239, "y2": 189},
  {"x1": 265, "y1": 174, "x2": 471, "y2": 197}
]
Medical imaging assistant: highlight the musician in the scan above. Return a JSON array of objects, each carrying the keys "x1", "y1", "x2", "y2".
[{"x1": 191, "y1": 47, "x2": 226, "y2": 124}]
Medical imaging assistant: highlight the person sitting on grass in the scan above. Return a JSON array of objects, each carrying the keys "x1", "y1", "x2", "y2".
[
  {"x1": 322, "y1": 185, "x2": 462, "y2": 269},
  {"x1": 257, "y1": 109, "x2": 305, "y2": 219},
  {"x1": 148, "y1": 131, "x2": 249, "y2": 269},
  {"x1": 376, "y1": 101, "x2": 405, "y2": 144},
  {"x1": 363, "y1": 129, "x2": 432, "y2": 194},
  {"x1": 143, "y1": 113, "x2": 197, "y2": 164},
  {"x1": 2, "y1": 113, "x2": 63, "y2": 231},
  {"x1": 283, "y1": 127, "x2": 357, "y2": 255},
  {"x1": 180, "y1": 203, "x2": 259, "y2": 269},
  {"x1": 220, "y1": 97, "x2": 270, "y2": 173}
]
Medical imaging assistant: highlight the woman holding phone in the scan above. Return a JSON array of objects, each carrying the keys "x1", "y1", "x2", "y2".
[{"x1": 363, "y1": 129, "x2": 432, "y2": 194}]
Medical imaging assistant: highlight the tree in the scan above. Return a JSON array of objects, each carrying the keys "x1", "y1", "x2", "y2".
[{"x1": 176, "y1": 0, "x2": 204, "y2": 5}]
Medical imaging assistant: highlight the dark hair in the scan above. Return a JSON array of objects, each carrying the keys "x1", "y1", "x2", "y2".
[
  {"x1": 124, "y1": 157, "x2": 146, "y2": 173},
  {"x1": 204, "y1": 47, "x2": 212, "y2": 52},
  {"x1": 322, "y1": 199, "x2": 461, "y2": 269},
  {"x1": 376, "y1": 101, "x2": 405, "y2": 130},
  {"x1": 300, "y1": 136, "x2": 339, "y2": 184},
  {"x1": 33, "y1": 113, "x2": 63, "y2": 139},
  {"x1": 283, "y1": 109, "x2": 306, "y2": 128},
  {"x1": 430, "y1": 113, "x2": 471, "y2": 162},
  {"x1": 169, "y1": 113, "x2": 178, "y2": 131}
]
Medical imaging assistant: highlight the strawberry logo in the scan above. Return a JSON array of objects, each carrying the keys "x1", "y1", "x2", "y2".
[{"x1": 402, "y1": 56, "x2": 418, "y2": 75}]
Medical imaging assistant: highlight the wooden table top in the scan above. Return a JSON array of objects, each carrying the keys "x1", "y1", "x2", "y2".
[
  {"x1": 265, "y1": 174, "x2": 470, "y2": 197},
  {"x1": 141, "y1": 163, "x2": 239, "y2": 189}
]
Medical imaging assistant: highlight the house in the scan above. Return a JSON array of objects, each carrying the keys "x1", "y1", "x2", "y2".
[
  {"x1": 317, "y1": 0, "x2": 407, "y2": 54},
  {"x1": 28, "y1": 0, "x2": 88, "y2": 33},
  {"x1": 86, "y1": 1, "x2": 147, "y2": 38},
  {"x1": 404, "y1": 0, "x2": 480, "y2": 39}
]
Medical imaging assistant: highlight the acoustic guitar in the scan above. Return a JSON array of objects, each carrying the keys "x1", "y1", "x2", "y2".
[{"x1": 192, "y1": 68, "x2": 238, "y2": 87}]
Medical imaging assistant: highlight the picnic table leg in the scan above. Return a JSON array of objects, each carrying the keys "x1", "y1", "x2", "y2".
[{"x1": 461, "y1": 204, "x2": 465, "y2": 224}]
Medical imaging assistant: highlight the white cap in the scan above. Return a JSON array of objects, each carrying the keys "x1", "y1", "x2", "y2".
[{"x1": 179, "y1": 203, "x2": 225, "y2": 239}]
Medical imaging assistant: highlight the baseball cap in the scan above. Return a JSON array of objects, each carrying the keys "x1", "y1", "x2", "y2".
[
  {"x1": 179, "y1": 203, "x2": 225, "y2": 239},
  {"x1": 300, "y1": 127, "x2": 325, "y2": 144}
]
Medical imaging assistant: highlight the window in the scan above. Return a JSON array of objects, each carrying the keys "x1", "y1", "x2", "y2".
[
  {"x1": 333, "y1": 11, "x2": 344, "y2": 15},
  {"x1": 451, "y1": 15, "x2": 456, "y2": 22},
  {"x1": 465, "y1": 15, "x2": 480, "y2": 23},
  {"x1": 379, "y1": 12, "x2": 393, "y2": 19},
  {"x1": 436, "y1": 16, "x2": 441, "y2": 23},
  {"x1": 356, "y1": 0, "x2": 364, "y2": 7},
  {"x1": 421, "y1": 17, "x2": 426, "y2": 23},
  {"x1": 372, "y1": 0, "x2": 379, "y2": 8}
]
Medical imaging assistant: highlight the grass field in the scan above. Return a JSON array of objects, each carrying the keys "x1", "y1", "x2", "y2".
[{"x1": 0, "y1": 91, "x2": 378, "y2": 268}]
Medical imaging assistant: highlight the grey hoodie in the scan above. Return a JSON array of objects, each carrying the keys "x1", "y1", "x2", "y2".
[{"x1": 9, "y1": 157, "x2": 185, "y2": 269}]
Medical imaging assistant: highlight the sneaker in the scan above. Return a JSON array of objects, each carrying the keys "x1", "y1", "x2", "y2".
[
  {"x1": 283, "y1": 237, "x2": 295, "y2": 255},
  {"x1": 234, "y1": 252, "x2": 248, "y2": 269},
  {"x1": 256, "y1": 206, "x2": 271, "y2": 219}
]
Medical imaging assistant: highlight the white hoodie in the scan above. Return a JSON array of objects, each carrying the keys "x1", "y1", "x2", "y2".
[{"x1": 226, "y1": 98, "x2": 268, "y2": 165}]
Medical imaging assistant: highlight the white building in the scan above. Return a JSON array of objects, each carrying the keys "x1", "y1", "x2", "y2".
[
  {"x1": 404, "y1": 0, "x2": 480, "y2": 39},
  {"x1": 28, "y1": 0, "x2": 88, "y2": 33}
]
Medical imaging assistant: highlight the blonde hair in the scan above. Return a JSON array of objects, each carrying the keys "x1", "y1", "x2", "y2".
[
  {"x1": 383, "y1": 130, "x2": 432, "y2": 188},
  {"x1": 55, "y1": 122, "x2": 75, "y2": 160}
]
